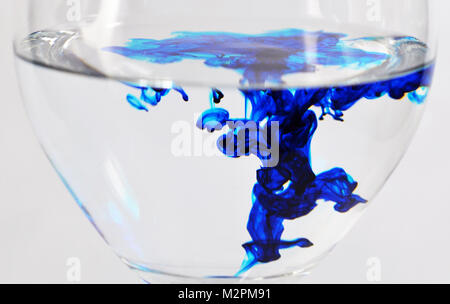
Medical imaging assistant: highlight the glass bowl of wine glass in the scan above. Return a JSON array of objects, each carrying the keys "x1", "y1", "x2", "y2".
[{"x1": 13, "y1": 0, "x2": 437, "y2": 283}]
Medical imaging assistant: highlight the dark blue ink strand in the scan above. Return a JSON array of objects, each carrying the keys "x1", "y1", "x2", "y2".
[
  {"x1": 105, "y1": 29, "x2": 434, "y2": 275},
  {"x1": 212, "y1": 89, "x2": 225, "y2": 104}
]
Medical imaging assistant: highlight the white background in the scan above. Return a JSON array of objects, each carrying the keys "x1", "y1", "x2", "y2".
[{"x1": 1, "y1": 0, "x2": 449, "y2": 283}]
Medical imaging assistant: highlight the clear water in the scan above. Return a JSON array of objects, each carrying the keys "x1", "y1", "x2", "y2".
[{"x1": 15, "y1": 27, "x2": 434, "y2": 279}]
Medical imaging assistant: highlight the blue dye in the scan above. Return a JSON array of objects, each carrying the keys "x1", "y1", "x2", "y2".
[
  {"x1": 105, "y1": 29, "x2": 434, "y2": 275},
  {"x1": 127, "y1": 94, "x2": 148, "y2": 111},
  {"x1": 197, "y1": 108, "x2": 229, "y2": 133},
  {"x1": 211, "y1": 89, "x2": 225, "y2": 104},
  {"x1": 105, "y1": 29, "x2": 389, "y2": 85}
]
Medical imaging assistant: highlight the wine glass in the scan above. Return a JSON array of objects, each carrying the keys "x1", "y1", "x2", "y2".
[{"x1": 13, "y1": 0, "x2": 437, "y2": 283}]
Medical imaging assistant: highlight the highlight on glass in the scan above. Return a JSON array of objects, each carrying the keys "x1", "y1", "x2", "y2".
[{"x1": 13, "y1": 0, "x2": 437, "y2": 283}]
